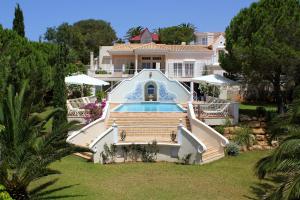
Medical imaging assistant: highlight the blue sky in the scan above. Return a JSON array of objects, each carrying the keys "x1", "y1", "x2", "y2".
[{"x1": 0, "y1": 0, "x2": 257, "y2": 41}]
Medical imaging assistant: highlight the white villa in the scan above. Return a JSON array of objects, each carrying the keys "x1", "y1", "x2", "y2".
[
  {"x1": 88, "y1": 29, "x2": 226, "y2": 83},
  {"x1": 67, "y1": 29, "x2": 239, "y2": 165}
]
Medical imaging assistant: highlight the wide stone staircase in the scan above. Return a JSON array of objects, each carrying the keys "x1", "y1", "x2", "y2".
[{"x1": 106, "y1": 112, "x2": 190, "y2": 143}]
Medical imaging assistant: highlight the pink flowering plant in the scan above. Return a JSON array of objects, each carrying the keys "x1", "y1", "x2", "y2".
[{"x1": 83, "y1": 100, "x2": 106, "y2": 124}]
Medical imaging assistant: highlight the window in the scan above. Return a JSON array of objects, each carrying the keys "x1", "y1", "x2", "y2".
[
  {"x1": 102, "y1": 56, "x2": 111, "y2": 64},
  {"x1": 173, "y1": 63, "x2": 182, "y2": 77},
  {"x1": 201, "y1": 37, "x2": 208, "y2": 45},
  {"x1": 152, "y1": 57, "x2": 161, "y2": 60},
  {"x1": 142, "y1": 57, "x2": 151, "y2": 60},
  {"x1": 185, "y1": 63, "x2": 194, "y2": 77},
  {"x1": 142, "y1": 62, "x2": 151, "y2": 69},
  {"x1": 147, "y1": 85, "x2": 155, "y2": 95}
]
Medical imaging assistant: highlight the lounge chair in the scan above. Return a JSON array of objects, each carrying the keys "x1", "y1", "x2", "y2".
[{"x1": 201, "y1": 102, "x2": 230, "y2": 117}]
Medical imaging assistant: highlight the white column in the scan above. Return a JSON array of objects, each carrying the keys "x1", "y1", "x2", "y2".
[
  {"x1": 165, "y1": 54, "x2": 168, "y2": 76},
  {"x1": 182, "y1": 62, "x2": 186, "y2": 77},
  {"x1": 190, "y1": 81, "x2": 194, "y2": 102},
  {"x1": 156, "y1": 62, "x2": 160, "y2": 71},
  {"x1": 98, "y1": 46, "x2": 101, "y2": 69},
  {"x1": 135, "y1": 54, "x2": 138, "y2": 74},
  {"x1": 90, "y1": 52, "x2": 94, "y2": 70},
  {"x1": 110, "y1": 56, "x2": 113, "y2": 73},
  {"x1": 177, "y1": 119, "x2": 183, "y2": 144},
  {"x1": 112, "y1": 119, "x2": 118, "y2": 143}
]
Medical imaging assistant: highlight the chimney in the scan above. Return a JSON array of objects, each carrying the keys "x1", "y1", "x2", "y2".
[{"x1": 181, "y1": 42, "x2": 186, "y2": 45}]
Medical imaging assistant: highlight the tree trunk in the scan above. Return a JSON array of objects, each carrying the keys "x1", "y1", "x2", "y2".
[{"x1": 273, "y1": 73, "x2": 284, "y2": 114}]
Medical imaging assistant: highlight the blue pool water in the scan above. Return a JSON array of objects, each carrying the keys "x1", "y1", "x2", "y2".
[{"x1": 114, "y1": 103, "x2": 184, "y2": 112}]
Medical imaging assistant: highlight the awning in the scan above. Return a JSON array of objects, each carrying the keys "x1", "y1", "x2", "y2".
[
  {"x1": 192, "y1": 74, "x2": 237, "y2": 86},
  {"x1": 65, "y1": 74, "x2": 109, "y2": 86}
]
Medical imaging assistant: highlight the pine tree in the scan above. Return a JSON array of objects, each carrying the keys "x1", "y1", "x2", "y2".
[
  {"x1": 52, "y1": 45, "x2": 68, "y2": 133},
  {"x1": 12, "y1": 3, "x2": 25, "y2": 37}
]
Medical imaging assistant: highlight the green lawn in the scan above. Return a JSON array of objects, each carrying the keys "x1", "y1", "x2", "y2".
[
  {"x1": 239, "y1": 103, "x2": 277, "y2": 116},
  {"x1": 30, "y1": 151, "x2": 270, "y2": 200},
  {"x1": 239, "y1": 103, "x2": 276, "y2": 111}
]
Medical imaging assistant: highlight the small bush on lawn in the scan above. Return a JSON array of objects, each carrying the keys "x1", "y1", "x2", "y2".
[
  {"x1": 100, "y1": 143, "x2": 117, "y2": 164},
  {"x1": 226, "y1": 142, "x2": 240, "y2": 156},
  {"x1": 178, "y1": 153, "x2": 193, "y2": 165},
  {"x1": 141, "y1": 141, "x2": 159, "y2": 162}
]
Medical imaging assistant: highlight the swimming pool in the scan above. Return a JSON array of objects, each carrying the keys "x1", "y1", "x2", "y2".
[{"x1": 114, "y1": 103, "x2": 185, "y2": 112}]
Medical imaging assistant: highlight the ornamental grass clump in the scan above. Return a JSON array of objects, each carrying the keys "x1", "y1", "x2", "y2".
[{"x1": 233, "y1": 126, "x2": 256, "y2": 151}]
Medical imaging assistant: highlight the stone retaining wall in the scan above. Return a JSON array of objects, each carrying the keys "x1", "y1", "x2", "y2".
[{"x1": 223, "y1": 114, "x2": 277, "y2": 150}]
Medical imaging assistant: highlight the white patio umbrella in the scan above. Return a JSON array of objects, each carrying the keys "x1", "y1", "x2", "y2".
[
  {"x1": 65, "y1": 74, "x2": 109, "y2": 96},
  {"x1": 192, "y1": 74, "x2": 238, "y2": 98},
  {"x1": 192, "y1": 74, "x2": 237, "y2": 86}
]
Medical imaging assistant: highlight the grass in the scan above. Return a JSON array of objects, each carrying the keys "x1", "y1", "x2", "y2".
[
  {"x1": 239, "y1": 103, "x2": 277, "y2": 116},
  {"x1": 30, "y1": 151, "x2": 270, "y2": 200},
  {"x1": 239, "y1": 103, "x2": 276, "y2": 111}
]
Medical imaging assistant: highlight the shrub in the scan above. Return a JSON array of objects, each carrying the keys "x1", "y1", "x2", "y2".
[
  {"x1": 0, "y1": 185, "x2": 12, "y2": 200},
  {"x1": 120, "y1": 130, "x2": 126, "y2": 141},
  {"x1": 100, "y1": 143, "x2": 117, "y2": 164},
  {"x1": 199, "y1": 83, "x2": 220, "y2": 97},
  {"x1": 84, "y1": 103, "x2": 103, "y2": 124},
  {"x1": 256, "y1": 106, "x2": 267, "y2": 117},
  {"x1": 226, "y1": 142, "x2": 240, "y2": 156},
  {"x1": 141, "y1": 141, "x2": 159, "y2": 162},
  {"x1": 214, "y1": 126, "x2": 225, "y2": 135},
  {"x1": 179, "y1": 153, "x2": 193, "y2": 165},
  {"x1": 96, "y1": 90, "x2": 107, "y2": 101},
  {"x1": 233, "y1": 126, "x2": 256, "y2": 150},
  {"x1": 128, "y1": 144, "x2": 142, "y2": 162},
  {"x1": 170, "y1": 131, "x2": 177, "y2": 142}
]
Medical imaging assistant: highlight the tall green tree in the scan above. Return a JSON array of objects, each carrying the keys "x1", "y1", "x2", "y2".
[
  {"x1": 220, "y1": 0, "x2": 300, "y2": 113},
  {"x1": 44, "y1": 19, "x2": 117, "y2": 64},
  {"x1": 158, "y1": 23, "x2": 196, "y2": 44},
  {"x1": 52, "y1": 45, "x2": 68, "y2": 133},
  {"x1": 125, "y1": 26, "x2": 144, "y2": 41},
  {"x1": 12, "y1": 3, "x2": 25, "y2": 37},
  {"x1": 0, "y1": 26, "x2": 56, "y2": 112},
  {"x1": 0, "y1": 81, "x2": 86, "y2": 199}
]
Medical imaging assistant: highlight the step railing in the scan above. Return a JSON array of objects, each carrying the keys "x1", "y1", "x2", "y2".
[
  {"x1": 67, "y1": 101, "x2": 111, "y2": 146},
  {"x1": 187, "y1": 103, "x2": 229, "y2": 148},
  {"x1": 181, "y1": 82, "x2": 198, "y2": 101},
  {"x1": 105, "y1": 80, "x2": 122, "y2": 94}
]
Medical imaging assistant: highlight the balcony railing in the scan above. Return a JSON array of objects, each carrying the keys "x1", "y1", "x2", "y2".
[{"x1": 93, "y1": 65, "x2": 202, "y2": 79}]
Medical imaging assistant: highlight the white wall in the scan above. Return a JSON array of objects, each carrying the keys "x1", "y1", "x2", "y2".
[{"x1": 108, "y1": 69, "x2": 190, "y2": 103}]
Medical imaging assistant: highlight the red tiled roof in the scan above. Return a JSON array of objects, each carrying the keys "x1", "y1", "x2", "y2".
[{"x1": 130, "y1": 28, "x2": 159, "y2": 41}]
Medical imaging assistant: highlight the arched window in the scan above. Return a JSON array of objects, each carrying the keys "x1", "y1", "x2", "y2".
[{"x1": 147, "y1": 85, "x2": 155, "y2": 95}]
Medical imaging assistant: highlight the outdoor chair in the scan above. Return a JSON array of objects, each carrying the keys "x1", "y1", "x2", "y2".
[{"x1": 201, "y1": 102, "x2": 230, "y2": 117}]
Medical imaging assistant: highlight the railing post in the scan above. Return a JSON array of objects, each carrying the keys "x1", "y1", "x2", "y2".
[
  {"x1": 198, "y1": 104, "x2": 201, "y2": 119},
  {"x1": 177, "y1": 119, "x2": 183, "y2": 145},
  {"x1": 134, "y1": 54, "x2": 138, "y2": 74},
  {"x1": 112, "y1": 119, "x2": 118, "y2": 143},
  {"x1": 190, "y1": 81, "x2": 194, "y2": 102}
]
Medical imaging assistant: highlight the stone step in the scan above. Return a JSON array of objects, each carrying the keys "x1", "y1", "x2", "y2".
[
  {"x1": 74, "y1": 152, "x2": 93, "y2": 161},
  {"x1": 202, "y1": 153, "x2": 225, "y2": 164}
]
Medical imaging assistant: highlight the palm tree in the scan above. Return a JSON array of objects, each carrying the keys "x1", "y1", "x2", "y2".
[
  {"x1": 255, "y1": 86, "x2": 300, "y2": 199},
  {"x1": 178, "y1": 23, "x2": 196, "y2": 32},
  {"x1": 0, "y1": 81, "x2": 87, "y2": 199},
  {"x1": 125, "y1": 26, "x2": 144, "y2": 41}
]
